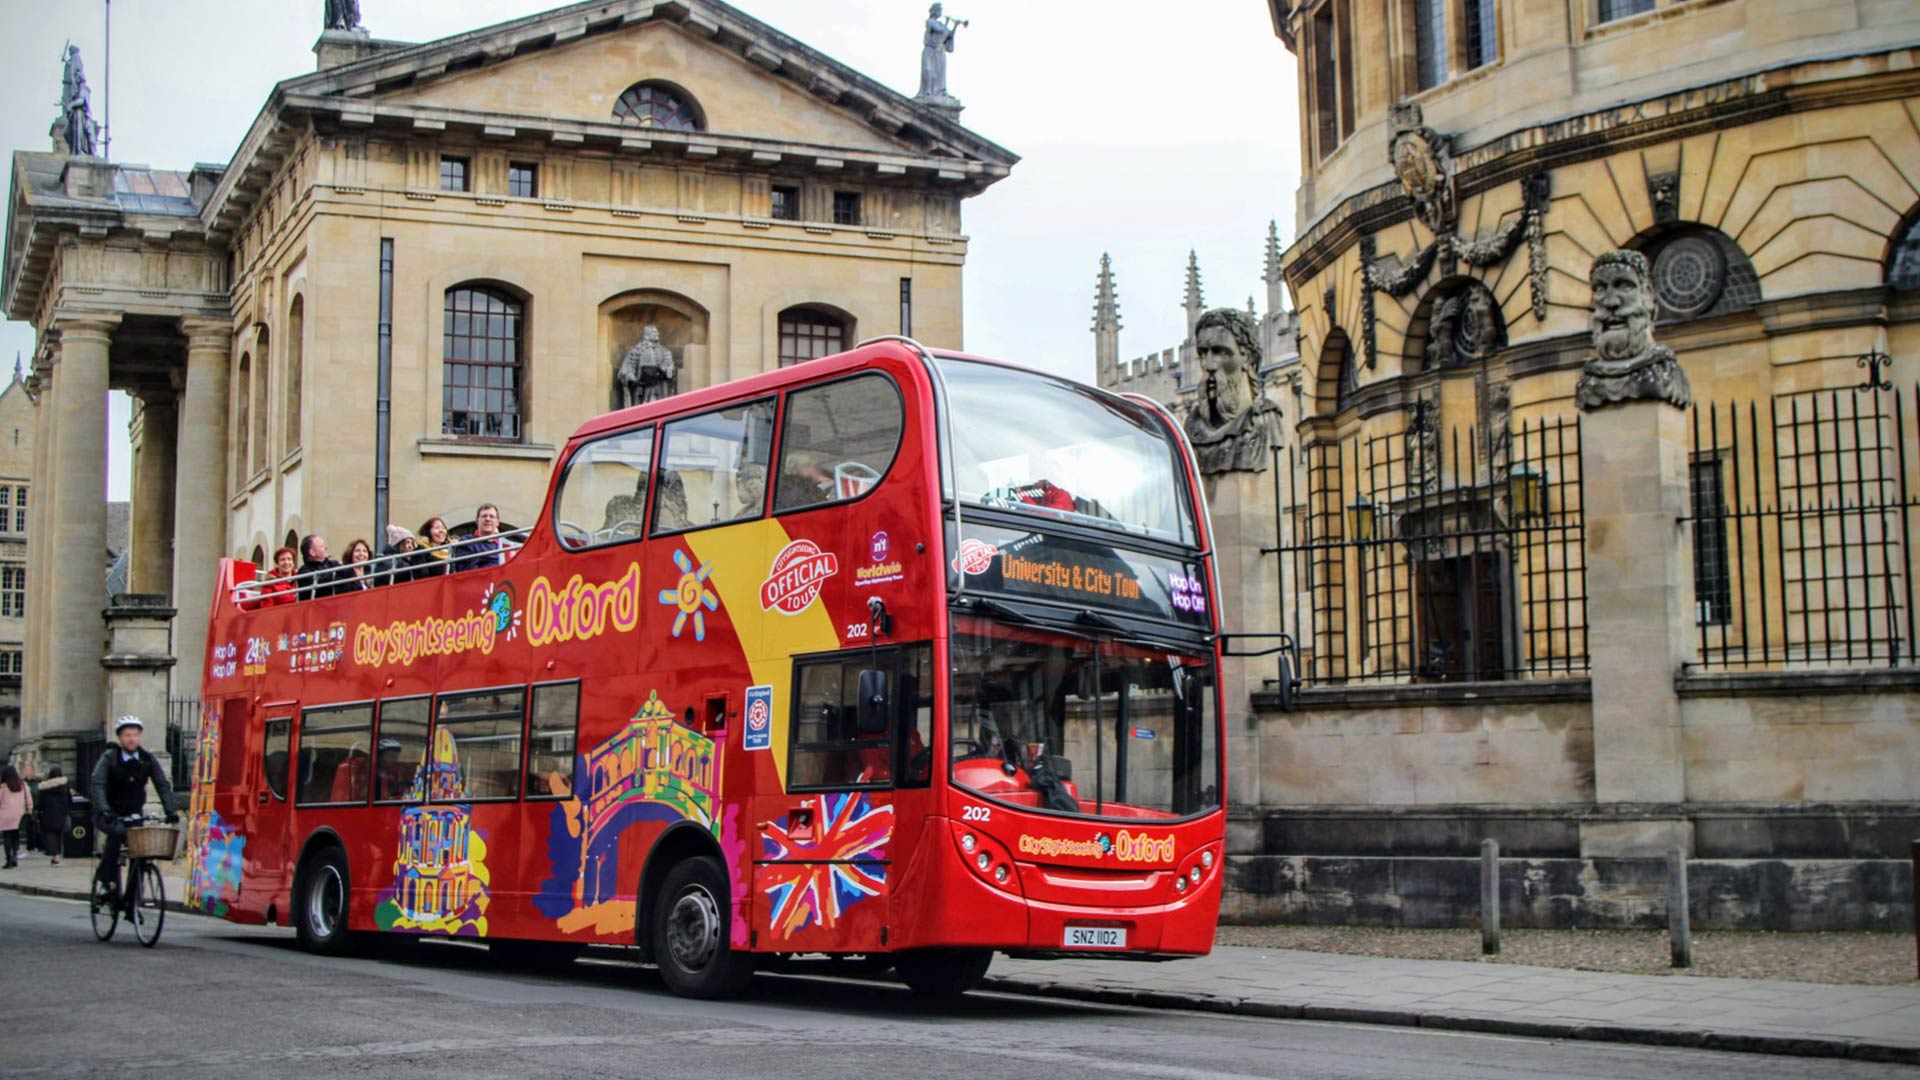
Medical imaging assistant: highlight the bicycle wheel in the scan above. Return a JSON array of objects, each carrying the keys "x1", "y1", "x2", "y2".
[
  {"x1": 131, "y1": 861, "x2": 166, "y2": 947},
  {"x1": 90, "y1": 874, "x2": 119, "y2": 942}
]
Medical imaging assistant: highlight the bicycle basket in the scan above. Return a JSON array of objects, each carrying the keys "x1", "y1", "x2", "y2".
[{"x1": 125, "y1": 825, "x2": 181, "y2": 861}]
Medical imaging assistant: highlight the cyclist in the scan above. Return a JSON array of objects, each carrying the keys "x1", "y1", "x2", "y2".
[{"x1": 89, "y1": 716, "x2": 178, "y2": 904}]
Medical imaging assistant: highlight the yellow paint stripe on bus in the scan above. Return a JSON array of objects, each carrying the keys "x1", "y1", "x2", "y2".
[{"x1": 688, "y1": 519, "x2": 839, "y2": 790}]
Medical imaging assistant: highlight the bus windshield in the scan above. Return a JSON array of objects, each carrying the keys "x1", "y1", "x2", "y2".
[
  {"x1": 948, "y1": 615, "x2": 1219, "y2": 821},
  {"x1": 938, "y1": 358, "x2": 1196, "y2": 545}
]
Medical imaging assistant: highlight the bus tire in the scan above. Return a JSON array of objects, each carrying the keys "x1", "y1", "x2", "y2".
[
  {"x1": 295, "y1": 846, "x2": 353, "y2": 957},
  {"x1": 651, "y1": 856, "x2": 753, "y2": 999},
  {"x1": 893, "y1": 948, "x2": 993, "y2": 998}
]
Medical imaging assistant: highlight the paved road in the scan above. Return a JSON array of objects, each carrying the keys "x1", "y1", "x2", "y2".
[{"x1": 0, "y1": 893, "x2": 1910, "y2": 1080}]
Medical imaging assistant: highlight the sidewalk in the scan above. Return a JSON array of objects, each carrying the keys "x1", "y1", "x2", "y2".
[{"x1": 4, "y1": 855, "x2": 1915, "y2": 1064}]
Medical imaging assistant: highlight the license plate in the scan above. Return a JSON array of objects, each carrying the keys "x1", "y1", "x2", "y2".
[{"x1": 1063, "y1": 926, "x2": 1127, "y2": 949}]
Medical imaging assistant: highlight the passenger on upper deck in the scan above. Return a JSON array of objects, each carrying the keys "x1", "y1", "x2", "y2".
[
  {"x1": 454, "y1": 503, "x2": 513, "y2": 572},
  {"x1": 413, "y1": 517, "x2": 452, "y2": 578},
  {"x1": 241, "y1": 547, "x2": 299, "y2": 610},
  {"x1": 381, "y1": 525, "x2": 418, "y2": 585},
  {"x1": 340, "y1": 539, "x2": 375, "y2": 593},
  {"x1": 298, "y1": 535, "x2": 346, "y2": 601}
]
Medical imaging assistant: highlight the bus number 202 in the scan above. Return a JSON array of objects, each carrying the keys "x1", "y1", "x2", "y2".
[{"x1": 961, "y1": 805, "x2": 991, "y2": 822}]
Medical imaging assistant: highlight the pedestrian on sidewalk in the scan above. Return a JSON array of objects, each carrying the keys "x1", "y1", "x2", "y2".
[
  {"x1": 36, "y1": 768, "x2": 71, "y2": 866},
  {"x1": 0, "y1": 765, "x2": 30, "y2": 868}
]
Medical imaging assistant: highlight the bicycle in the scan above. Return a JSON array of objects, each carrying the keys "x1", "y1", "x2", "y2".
[{"x1": 90, "y1": 814, "x2": 178, "y2": 948}]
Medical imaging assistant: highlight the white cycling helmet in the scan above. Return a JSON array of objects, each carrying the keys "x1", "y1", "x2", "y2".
[{"x1": 114, "y1": 716, "x2": 144, "y2": 733}]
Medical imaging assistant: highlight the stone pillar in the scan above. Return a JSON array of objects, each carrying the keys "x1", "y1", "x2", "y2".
[
  {"x1": 102, "y1": 594, "x2": 178, "y2": 800},
  {"x1": 48, "y1": 315, "x2": 117, "y2": 738},
  {"x1": 172, "y1": 319, "x2": 232, "y2": 693},
  {"x1": 1579, "y1": 399, "x2": 1693, "y2": 854},
  {"x1": 1204, "y1": 469, "x2": 1280, "y2": 813},
  {"x1": 22, "y1": 365, "x2": 53, "y2": 741},
  {"x1": 130, "y1": 395, "x2": 178, "y2": 594}
]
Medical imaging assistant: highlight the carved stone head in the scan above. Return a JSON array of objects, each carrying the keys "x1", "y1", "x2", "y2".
[
  {"x1": 641, "y1": 325, "x2": 661, "y2": 345},
  {"x1": 1589, "y1": 250, "x2": 1655, "y2": 365},
  {"x1": 1193, "y1": 307, "x2": 1263, "y2": 423},
  {"x1": 1388, "y1": 101, "x2": 1453, "y2": 233}
]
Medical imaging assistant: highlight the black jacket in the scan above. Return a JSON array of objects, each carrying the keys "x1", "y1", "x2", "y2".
[
  {"x1": 89, "y1": 748, "x2": 176, "y2": 820},
  {"x1": 34, "y1": 776, "x2": 71, "y2": 827},
  {"x1": 298, "y1": 557, "x2": 346, "y2": 601},
  {"x1": 378, "y1": 543, "x2": 417, "y2": 584}
]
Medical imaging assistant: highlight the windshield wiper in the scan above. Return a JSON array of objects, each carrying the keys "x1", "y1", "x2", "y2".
[
  {"x1": 961, "y1": 596, "x2": 1030, "y2": 624},
  {"x1": 1074, "y1": 609, "x2": 1123, "y2": 632}
]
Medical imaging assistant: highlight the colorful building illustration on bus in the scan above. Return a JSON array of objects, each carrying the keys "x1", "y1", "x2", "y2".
[
  {"x1": 535, "y1": 690, "x2": 719, "y2": 931},
  {"x1": 375, "y1": 727, "x2": 491, "y2": 935},
  {"x1": 183, "y1": 705, "x2": 245, "y2": 916}
]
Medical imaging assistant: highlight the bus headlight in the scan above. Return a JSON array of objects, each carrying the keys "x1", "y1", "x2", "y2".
[
  {"x1": 976, "y1": 852, "x2": 991, "y2": 871},
  {"x1": 1175, "y1": 876, "x2": 1188, "y2": 893},
  {"x1": 1189, "y1": 867, "x2": 1202, "y2": 886},
  {"x1": 993, "y1": 864, "x2": 1010, "y2": 884},
  {"x1": 1201, "y1": 850, "x2": 1214, "y2": 870},
  {"x1": 961, "y1": 833, "x2": 977, "y2": 853}
]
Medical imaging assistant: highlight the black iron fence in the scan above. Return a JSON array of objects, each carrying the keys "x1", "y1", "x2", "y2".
[
  {"x1": 165, "y1": 696, "x2": 202, "y2": 793},
  {"x1": 1270, "y1": 411, "x2": 1588, "y2": 686},
  {"x1": 1682, "y1": 377, "x2": 1919, "y2": 671}
]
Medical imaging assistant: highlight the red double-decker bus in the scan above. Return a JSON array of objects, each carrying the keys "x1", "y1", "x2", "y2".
[{"x1": 183, "y1": 338, "x2": 1225, "y2": 998}]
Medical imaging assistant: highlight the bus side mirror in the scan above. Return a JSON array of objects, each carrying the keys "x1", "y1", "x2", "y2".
[{"x1": 856, "y1": 669, "x2": 890, "y2": 735}]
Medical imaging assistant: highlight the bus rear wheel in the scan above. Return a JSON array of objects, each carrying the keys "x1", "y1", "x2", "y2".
[
  {"x1": 652, "y1": 856, "x2": 753, "y2": 999},
  {"x1": 894, "y1": 948, "x2": 993, "y2": 999},
  {"x1": 295, "y1": 847, "x2": 353, "y2": 956}
]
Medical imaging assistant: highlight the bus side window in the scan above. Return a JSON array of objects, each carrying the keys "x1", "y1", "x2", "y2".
[
  {"x1": 554, "y1": 426, "x2": 654, "y2": 550},
  {"x1": 788, "y1": 650, "x2": 908, "y2": 791},
  {"x1": 654, "y1": 399, "x2": 776, "y2": 534},
  {"x1": 774, "y1": 373, "x2": 904, "y2": 513},
  {"x1": 295, "y1": 703, "x2": 375, "y2": 806},
  {"x1": 217, "y1": 700, "x2": 250, "y2": 790},
  {"x1": 526, "y1": 682, "x2": 580, "y2": 799},
  {"x1": 373, "y1": 697, "x2": 431, "y2": 803},
  {"x1": 436, "y1": 688, "x2": 526, "y2": 800},
  {"x1": 262, "y1": 718, "x2": 291, "y2": 802}
]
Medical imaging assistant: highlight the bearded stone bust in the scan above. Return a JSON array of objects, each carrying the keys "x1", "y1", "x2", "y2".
[
  {"x1": 1574, "y1": 250, "x2": 1692, "y2": 411},
  {"x1": 1185, "y1": 307, "x2": 1280, "y2": 474}
]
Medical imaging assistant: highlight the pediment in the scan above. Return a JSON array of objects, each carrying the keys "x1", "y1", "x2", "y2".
[{"x1": 286, "y1": 0, "x2": 1013, "y2": 167}]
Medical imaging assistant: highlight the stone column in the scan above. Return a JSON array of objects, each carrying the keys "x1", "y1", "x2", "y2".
[
  {"x1": 172, "y1": 319, "x2": 232, "y2": 693},
  {"x1": 22, "y1": 366, "x2": 52, "y2": 739},
  {"x1": 48, "y1": 315, "x2": 117, "y2": 738},
  {"x1": 130, "y1": 395, "x2": 178, "y2": 594},
  {"x1": 102, "y1": 594, "x2": 178, "y2": 794},
  {"x1": 1205, "y1": 469, "x2": 1279, "y2": 812}
]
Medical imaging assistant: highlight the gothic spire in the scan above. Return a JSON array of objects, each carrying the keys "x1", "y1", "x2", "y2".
[
  {"x1": 1183, "y1": 250, "x2": 1205, "y2": 341},
  {"x1": 1263, "y1": 221, "x2": 1289, "y2": 319},
  {"x1": 1093, "y1": 253, "x2": 1121, "y2": 375},
  {"x1": 1092, "y1": 252, "x2": 1122, "y2": 333}
]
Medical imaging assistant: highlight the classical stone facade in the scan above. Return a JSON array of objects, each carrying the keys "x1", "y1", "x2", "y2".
[
  {"x1": 2, "y1": 0, "x2": 1015, "y2": 771},
  {"x1": 0, "y1": 372, "x2": 32, "y2": 761},
  {"x1": 1222, "y1": 0, "x2": 1920, "y2": 928}
]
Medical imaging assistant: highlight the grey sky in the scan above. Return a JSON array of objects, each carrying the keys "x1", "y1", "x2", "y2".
[{"x1": 2, "y1": 0, "x2": 1300, "y2": 499}]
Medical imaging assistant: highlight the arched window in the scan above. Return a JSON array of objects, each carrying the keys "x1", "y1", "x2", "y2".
[
  {"x1": 443, "y1": 285, "x2": 526, "y2": 441},
  {"x1": 777, "y1": 306, "x2": 851, "y2": 367},
  {"x1": 234, "y1": 352, "x2": 252, "y2": 482},
  {"x1": 1635, "y1": 226, "x2": 1760, "y2": 324},
  {"x1": 285, "y1": 297, "x2": 304, "y2": 452},
  {"x1": 613, "y1": 81, "x2": 704, "y2": 131},
  {"x1": 1888, "y1": 207, "x2": 1920, "y2": 289},
  {"x1": 1316, "y1": 328, "x2": 1356, "y2": 415},
  {"x1": 253, "y1": 328, "x2": 271, "y2": 473}
]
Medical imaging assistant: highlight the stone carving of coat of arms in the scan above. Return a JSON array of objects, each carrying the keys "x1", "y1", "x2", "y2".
[{"x1": 1388, "y1": 102, "x2": 1455, "y2": 234}]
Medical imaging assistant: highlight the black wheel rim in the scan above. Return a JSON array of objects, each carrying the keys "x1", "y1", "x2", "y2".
[
  {"x1": 308, "y1": 863, "x2": 345, "y2": 942},
  {"x1": 664, "y1": 883, "x2": 722, "y2": 974},
  {"x1": 133, "y1": 863, "x2": 165, "y2": 946}
]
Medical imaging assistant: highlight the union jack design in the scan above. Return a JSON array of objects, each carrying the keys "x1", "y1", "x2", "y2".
[{"x1": 760, "y1": 792, "x2": 893, "y2": 938}]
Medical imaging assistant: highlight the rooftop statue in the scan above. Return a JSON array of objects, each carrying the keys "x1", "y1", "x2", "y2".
[
  {"x1": 57, "y1": 44, "x2": 99, "y2": 158},
  {"x1": 324, "y1": 0, "x2": 362, "y2": 31},
  {"x1": 917, "y1": 3, "x2": 967, "y2": 104}
]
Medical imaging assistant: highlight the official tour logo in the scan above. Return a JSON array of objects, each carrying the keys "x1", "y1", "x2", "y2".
[
  {"x1": 761, "y1": 539, "x2": 839, "y2": 614},
  {"x1": 952, "y1": 538, "x2": 1000, "y2": 577}
]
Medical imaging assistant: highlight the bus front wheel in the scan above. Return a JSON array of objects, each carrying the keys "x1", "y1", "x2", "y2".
[
  {"x1": 894, "y1": 948, "x2": 993, "y2": 999},
  {"x1": 652, "y1": 856, "x2": 754, "y2": 999},
  {"x1": 295, "y1": 847, "x2": 353, "y2": 956}
]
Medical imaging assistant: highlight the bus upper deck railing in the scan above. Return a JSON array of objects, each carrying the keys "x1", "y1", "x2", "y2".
[{"x1": 226, "y1": 527, "x2": 535, "y2": 607}]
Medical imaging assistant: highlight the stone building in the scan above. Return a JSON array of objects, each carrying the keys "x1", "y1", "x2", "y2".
[
  {"x1": 2, "y1": 0, "x2": 1015, "y2": 772},
  {"x1": 1189, "y1": 0, "x2": 1920, "y2": 928},
  {"x1": 0, "y1": 369, "x2": 31, "y2": 761}
]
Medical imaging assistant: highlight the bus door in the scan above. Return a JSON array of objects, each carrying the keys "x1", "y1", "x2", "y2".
[
  {"x1": 752, "y1": 650, "x2": 899, "y2": 954},
  {"x1": 242, "y1": 704, "x2": 296, "y2": 922}
]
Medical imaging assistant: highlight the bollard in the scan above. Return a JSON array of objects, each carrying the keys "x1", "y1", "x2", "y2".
[
  {"x1": 1481, "y1": 838, "x2": 1501, "y2": 956},
  {"x1": 1668, "y1": 846, "x2": 1692, "y2": 969}
]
